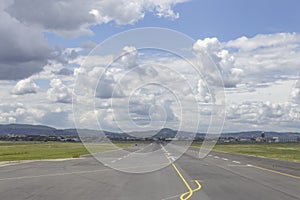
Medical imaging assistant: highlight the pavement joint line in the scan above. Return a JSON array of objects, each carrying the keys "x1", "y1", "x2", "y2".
[
  {"x1": 0, "y1": 168, "x2": 112, "y2": 181},
  {"x1": 251, "y1": 165, "x2": 300, "y2": 180},
  {"x1": 0, "y1": 162, "x2": 168, "y2": 182},
  {"x1": 161, "y1": 194, "x2": 180, "y2": 200}
]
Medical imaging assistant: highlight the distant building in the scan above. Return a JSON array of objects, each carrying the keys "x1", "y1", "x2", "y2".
[{"x1": 279, "y1": 137, "x2": 298, "y2": 143}]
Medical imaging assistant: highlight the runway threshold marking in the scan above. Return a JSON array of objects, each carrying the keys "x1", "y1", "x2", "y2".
[{"x1": 251, "y1": 165, "x2": 300, "y2": 180}]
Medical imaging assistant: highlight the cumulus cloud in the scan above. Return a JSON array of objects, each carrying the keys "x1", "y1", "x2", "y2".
[
  {"x1": 6, "y1": 0, "x2": 187, "y2": 38},
  {"x1": 227, "y1": 32, "x2": 300, "y2": 52},
  {"x1": 226, "y1": 101, "x2": 300, "y2": 126},
  {"x1": 96, "y1": 74, "x2": 124, "y2": 99},
  {"x1": 73, "y1": 45, "x2": 203, "y2": 131},
  {"x1": 197, "y1": 79, "x2": 214, "y2": 103},
  {"x1": 54, "y1": 68, "x2": 74, "y2": 76},
  {"x1": 0, "y1": 0, "x2": 52, "y2": 80},
  {"x1": 12, "y1": 78, "x2": 39, "y2": 95},
  {"x1": 291, "y1": 80, "x2": 300, "y2": 104},
  {"x1": 47, "y1": 79, "x2": 72, "y2": 103},
  {"x1": 193, "y1": 37, "x2": 244, "y2": 88},
  {"x1": 0, "y1": 102, "x2": 72, "y2": 128},
  {"x1": 0, "y1": 0, "x2": 187, "y2": 80},
  {"x1": 0, "y1": 102, "x2": 44, "y2": 125},
  {"x1": 119, "y1": 46, "x2": 138, "y2": 69},
  {"x1": 227, "y1": 33, "x2": 300, "y2": 81}
]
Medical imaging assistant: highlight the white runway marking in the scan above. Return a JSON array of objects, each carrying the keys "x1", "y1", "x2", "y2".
[
  {"x1": 228, "y1": 164, "x2": 249, "y2": 167},
  {"x1": 222, "y1": 158, "x2": 228, "y2": 161},
  {"x1": 232, "y1": 161, "x2": 241, "y2": 164},
  {"x1": 169, "y1": 156, "x2": 177, "y2": 162}
]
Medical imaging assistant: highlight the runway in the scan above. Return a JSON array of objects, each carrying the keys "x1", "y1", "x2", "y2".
[{"x1": 0, "y1": 143, "x2": 299, "y2": 200}]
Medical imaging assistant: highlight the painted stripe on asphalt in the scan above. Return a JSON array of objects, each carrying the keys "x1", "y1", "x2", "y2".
[
  {"x1": 161, "y1": 144, "x2": 202, "y2": 200},
  {"x1": 251, "y1": 165, "x2": 300, "y2": 180}
]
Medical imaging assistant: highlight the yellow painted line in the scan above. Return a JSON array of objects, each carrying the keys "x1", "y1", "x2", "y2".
[
  {"x1": 166, "y1": 155, "x2": 202, "y2": 200},
  {"x1": 170, "y1": 162, "x2": 194, "y2": 200},
  {"x1": 161, "y1": 145, "x2": 202, "y2": 199},
  {"x1": 251, "y1": 165, "x2": 300, "y2": 180},
  {"x1": 180, "y1": 180, "x2": 202, "y2": 200}
]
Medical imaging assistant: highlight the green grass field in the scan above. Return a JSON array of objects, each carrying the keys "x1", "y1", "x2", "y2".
[
  {"x1": 193, "y1": 142, "x2": 300, "y2": 162},
  {"x1": 0, "y1": 141, "x2": 137, "y2": 162},
  {"x1": 2, "y1": 141, "x2": 300, "y2": 163}
]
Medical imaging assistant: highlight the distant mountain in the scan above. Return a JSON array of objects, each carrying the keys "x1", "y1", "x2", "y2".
[
  {"x1": 0, "y1": 124, "x2": 57, "y2": 136},
  {"x1": 0, "y1": 124, "x2": 131, "y2": 138},
  {"x1": 0, "y1": 124, "x2": 299, "y2": 138}
]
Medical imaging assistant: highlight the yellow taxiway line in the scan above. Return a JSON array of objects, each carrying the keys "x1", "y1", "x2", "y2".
[
  {"x1": 166, "y1": 156, "x2": 202, "y2": 200},
  {"x1": 251, "y1": 165, "x2": 300, "y2": 180},
  {"x1": 180, "y1": 180, "x2": 202, "y2": 200}
]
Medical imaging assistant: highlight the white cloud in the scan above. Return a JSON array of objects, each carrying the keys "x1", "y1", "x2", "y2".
[
  {"x1": 227, "y1": 32, "x2": 300, "y2": 51},
  {"x1": 47, "y1": 78, "x2": 72, "y2": 103},
  {"x1": 6, "y1": 0, "x2": 187, "y2": 38},
  {"x1": 0, "y1": 0, "x2": 52, "y2": 80},
  {"x1": 197, "y1": 79, "x2": 214, "y2": 103},
  {"x1": 0, "y1": 0, "x2": 188, "y2": 81},
  {"x1": 119, "y1": 46, "x2": 138, "y2": 69},
  {"x1": 291, "y1": 80, "x2": 300, "y2": 104},
  {"x1": 193, "y1": 37, "x2": 244, "y2": 88},
  {"x1": 73, "y1": 45, "x2": 207, "y2": 131},
  {"x1": 0, "y1": 102, "x2": 72, "y2": 128},
  {"x1": 226, "y1": 101, "x2": 300, "y2": 128},
  {"x1": 2, "y1": 27, "x2": 300, "y2": 133},
  {"x1": 12, "y1": 78, "x2": 39, "y2": 95},
  {"x1": 227, "y1": 33, "x2": 300, "y2": 82}
]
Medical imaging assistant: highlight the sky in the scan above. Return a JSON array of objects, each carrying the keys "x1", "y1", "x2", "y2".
[{"x1": 1, "y1": 0, "x2": 300, "y2": 133}]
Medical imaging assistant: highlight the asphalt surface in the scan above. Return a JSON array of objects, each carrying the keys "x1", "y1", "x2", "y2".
[{"x1": 0, "y1": 143, "x2": 299, "y2": 200}]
